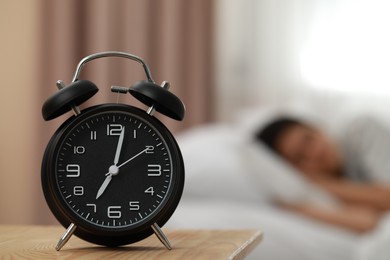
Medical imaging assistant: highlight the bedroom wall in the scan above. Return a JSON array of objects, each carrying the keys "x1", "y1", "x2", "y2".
[{"x1": 214, "y1": 0, "x2": 390, "y2": 127}]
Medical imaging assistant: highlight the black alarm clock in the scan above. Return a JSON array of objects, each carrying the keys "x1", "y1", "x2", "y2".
[{"x1": 41, "y1": 51, "x2": 185, "y2": 251}]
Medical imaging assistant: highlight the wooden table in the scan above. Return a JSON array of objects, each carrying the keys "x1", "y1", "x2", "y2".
[{"x1": 0, "y1": 225, "x2": 262, "y2": 259}]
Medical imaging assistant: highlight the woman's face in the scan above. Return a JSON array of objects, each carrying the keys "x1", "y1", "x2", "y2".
[{"x1": 275, "y1": 124, "x2": 342, "y2": 176}]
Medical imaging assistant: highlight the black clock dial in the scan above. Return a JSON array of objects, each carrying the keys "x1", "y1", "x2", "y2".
[{"x1": 42, "y1": 104, "x2": 184, "y2": 246}]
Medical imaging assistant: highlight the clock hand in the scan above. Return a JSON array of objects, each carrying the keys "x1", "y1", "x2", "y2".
[
  {"x1": 96, "y1": 174, "x2": 112, "y2": 199},
  {"x1": 96, "y1": 148, "x2": 148, "y2": 199},
  {"x1": 117, "y1": 147, "x2": 149, "y2": 169},
  {"x1": 114, "y1": 127, "x2": 125, "y2": 165},
  {"x1": 96, "y1": 127, "x2": 125, "y2": 200}
]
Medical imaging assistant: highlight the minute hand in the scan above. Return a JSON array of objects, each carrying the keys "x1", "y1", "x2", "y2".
[
  {"x1": 117, "y1": 148, "x2": 149, "y2": 169},
  {"x1": 113, "y1": 127, "x2": 125, "y2": 165}
]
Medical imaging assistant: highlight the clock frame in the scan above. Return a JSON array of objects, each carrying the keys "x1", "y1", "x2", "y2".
[
  {"x1": 42, "y1": 104, "x2": 184, "y2": 248},
  {"x1": 41, "y1": 51, "x2": 185, "y2": 250}
]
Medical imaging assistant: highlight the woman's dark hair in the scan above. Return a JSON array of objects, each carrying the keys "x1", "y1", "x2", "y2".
[{"x1": 255, "y1": 117, "x2": 303, "y2": 153}]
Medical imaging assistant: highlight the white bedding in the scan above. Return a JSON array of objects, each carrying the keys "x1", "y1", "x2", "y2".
[{"x1": 166, "y1": 120, "x2": 390, "y2": 259}]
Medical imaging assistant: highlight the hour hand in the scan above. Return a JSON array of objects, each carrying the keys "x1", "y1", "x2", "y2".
[{"x1": 96, "y1": 174, "x2": 112, "y2": 199}]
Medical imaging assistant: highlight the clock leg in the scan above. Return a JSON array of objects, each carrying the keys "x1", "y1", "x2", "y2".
[
  {"x1": 151, "y1": 223, "x2": 172, "y2": 250},
  {"x1": 55, "y1": 223, "x2": 77, "y2": 251}
]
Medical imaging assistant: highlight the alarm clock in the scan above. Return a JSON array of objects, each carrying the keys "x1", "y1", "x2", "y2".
[{"x1": 41, "y1": 51, "x2": 185, "y2": 251}]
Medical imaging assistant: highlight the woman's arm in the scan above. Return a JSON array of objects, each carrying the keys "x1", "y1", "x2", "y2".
[
  {"x1": 314, "y1": 178, "x2": 390, "y2": 211},
  {"x1": 279, "y1": 202, "x2": 381, "y2": 233}
]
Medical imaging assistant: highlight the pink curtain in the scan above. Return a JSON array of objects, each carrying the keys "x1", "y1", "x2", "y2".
[{"x1": 34, "y1": 0, "x2": 214, "y2": 224}]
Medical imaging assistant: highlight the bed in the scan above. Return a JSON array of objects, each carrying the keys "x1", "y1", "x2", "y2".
[{"x1": 166, "y1": 106, "x2": 390, "y2": 260}]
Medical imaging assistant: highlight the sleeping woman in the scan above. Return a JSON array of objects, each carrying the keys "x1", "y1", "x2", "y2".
[{"x1": 256, "y1": 117, "x2": 390, "y2": 233}]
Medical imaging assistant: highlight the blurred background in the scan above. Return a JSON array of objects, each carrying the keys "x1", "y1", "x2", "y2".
[{"x1": 1, "y1": 0, "x2": 390, "y2": 229}]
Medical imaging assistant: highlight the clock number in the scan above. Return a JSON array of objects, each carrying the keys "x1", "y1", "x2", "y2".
[
  {"x1": 73, "y1": 186, "x2": 84, "y2": 196},
  {"x1": 90, "y1": 131, "x2": 97, "y2": 140},
  {"x1": 107, "y1": 124, "x2": 123, "y2": 136},
  {"x1": 86, "y1": 203, "x2": 96, "y2": 213},
  {"x1": 148, "y1": 164, "x2": 162, "y2": 176},
  {"x1": 144, "y1": 187, "x2": 155, "y2": 196},
  {"x1": 107, "y1": 206, "x2": 122, "y2": 219},
  {"x1": 73, "y1": 146, "x2": 85, "y2": 154},
  {"x1": 66, "y1": 164, "x2": 80, "y2": 177},
  {"x1": 145, "y1": 146, "x2": 154, "y2": 154},
  {"x1": 129, "y1": 201, "x2": 140, "y2": 211}
]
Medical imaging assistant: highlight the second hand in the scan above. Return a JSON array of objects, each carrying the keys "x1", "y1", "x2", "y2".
[{"x1": 105, "y1": 148, "x2": 149, "y2": 176}]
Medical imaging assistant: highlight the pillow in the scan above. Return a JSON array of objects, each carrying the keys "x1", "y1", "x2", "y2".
[
  {"x1": 177, "y1": 124, "x2": 263, "y2": 203},
  {"x1": 178, "y1": 122, "x2": 338, "y2": 206},
  {"x1": 242, "y1": 140, "x2": 338, "y2": 205}
]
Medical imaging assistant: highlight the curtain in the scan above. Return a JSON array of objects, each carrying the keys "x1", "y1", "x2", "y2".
[
  {"x1": 39, "y1": 0, "x2": 214, "y2": 131},
  {"x1": 0, "y1": 0, "x2": 214, "y2": 225}
]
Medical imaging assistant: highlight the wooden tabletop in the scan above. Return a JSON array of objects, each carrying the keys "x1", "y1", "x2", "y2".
[{"x1": 0, "y1": 225, "x2": 262, "y2": 259}]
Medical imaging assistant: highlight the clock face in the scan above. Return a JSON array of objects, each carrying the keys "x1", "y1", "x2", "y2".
[{"x1": 42, "y1": 104, "x2": 184, "y2": 245}]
